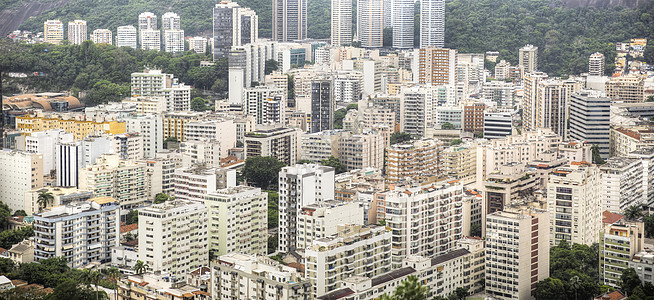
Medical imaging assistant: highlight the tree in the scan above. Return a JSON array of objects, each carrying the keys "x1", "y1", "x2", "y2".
[
  {"x1": 644, "y1": 214, "x2": 654, "y2": 238},
  {"x1": 647, "y1": 95, "x2": 654, "y2": 102},
  {"x1": 441, "y1": 123, "x2": 455, "y2": 130},
  {"x1": 37, "y1": 190, "x2": 55, "y2": 211},
  {"x1": 265, "y1": 59, "x2": 279, "y2": 75},
  {"x1": 534, "y1": 278, "x2": 567, "y2": 300},
  {"x1": 570, "y1": 275, "x2": 581, "y2": 300},
  {"x1": 0, "y1": 202, "x2": 10, "y2": 230},
  {"x1": 191, "y1": 97, "x2": 207, "y2": 111},
  {"x1": 450, "y1": 139, "x2": 463, "y2": 146},
  {"x1": 334, "y1": 108, "x2": 348, "y2": 129},
  {"x1": 0, "y1": 226, "x2": 35, "y2": 249},
  {"x1": 591, "y1": 144, "x2": 605, "y2": 165},
  {"x1": 12, "y1": 210, "x2": 27, "y2": 216},
  {"x1": 346, "y1": 103, "x2": 358, "y2": 110},
  {"x1": 624, "y1": 205, "x2": 643, "y2": 221},
  {"x1": 107, "y1": 267, "x2": 121, "y2": 300},
  {"x1": 241, "y1": 156, "x2": 286, "y2": 189},
  {"x1": 449, "y1": 287, "x2": 468, "y2": 300},
  {"x1": 267, "y1": 191, "x2": 279, "y2": 229},
  {"x1": 469, "y1": 223, "x2": 482, "y2": 237},
  {"x1": 390, "y1": 132, "x2": 413, "y2": 145},
  {"x1": 133, "y1": 260, "x2": 148, "y2": 275},
  {"x1": 267, "y1": 235, "x2": 278, "y2": 254},
  {"x1": 321, "y1": 156, "x2": 347, "y2": 174},
  {"x1": 393, "y1": 275, "x2": 429, "y2": 300},
  {"x1": 154, "y1": 193, "x2": 170, "y2": 204},
  {"x1": 0, "y1": 258, "x2": 15, "y2": 274},
  {"x1": 125, "y1": 210, "x2": 138, "y2": 225},
  {"x1": 620, "y1": 268, "x2": 642, "y2": 296}
]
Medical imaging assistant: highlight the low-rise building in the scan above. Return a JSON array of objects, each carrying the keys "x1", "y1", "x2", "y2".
[
  {"x1": 630, "y1": 250, "x2": 654, "y2": 286},
  {"x1": 117, "y1": 272, "x2": 209, "y2": 300}
]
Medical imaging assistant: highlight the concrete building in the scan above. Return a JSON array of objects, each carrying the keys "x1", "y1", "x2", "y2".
[
  {"x1": 606, "y1": 75, "x2": 645, "y2": 103},
  {"x1": 373, "y1": 181, "x2": 464, "y2": 268},
  {"x1": 33, "y1": 197, "x2": 120, "y2": 268},
  {"x1": 305, "y1": 224, "x2": 392, "y2": 297},
  {"x1": 311, "y1": 79, "x2": 335, "y2": 133},
  {"x1": 111, "y1": 133, "x2": 144, "y2": 160},
  {"x1": 0, "y1": 150, "x2": 43, "y2": 212},
  {"x1": 173, "y1": 166, "x2": 236, "y2": 201},
  {"x1": 463, "y1": 102, "x2": 486, "y2": 135},
  {"x1": 212, "y1": 2, "x2": 258, "y2": 60},
  {"x1": 204, "y1": 186, "x2": 268, "y2": 256},
  {"x1": 138, "y1": 200, "x2": 209, "y2": 279},
  {"x1": 16, "y1": 113, "x2": 126, "y2": 140},
  {"x1": 179, "y1": 139, "x2": 222, "y2": 169},
  {"x1": 385, "y1": 139, "x2": 443, "y2": 183},
  {"x1": 184, "y1": 119, "x2": 236, "y2": 156},
  {"x1": 78, "y1": 154, "x2": 146, "y2": 209},
  {"x1": 244, "y1": 127, "x2": 299, "y2": 166},
  {"x1": 357, "y1": 0, "x2": 384, "y2": 48},
  {"x1": 518, "y1": 44, "x2": 538, "y2": 73},
  {"x1": 600, "y1": 156, "x2": 649, "y2": 212},
  {"x1": 441, "y1": 142, "x2": 477, "y2": 185},
  {"x1": 273, "y1": 0, "x2": 308, "y2": 42},
  {"x1": 161, "y1": 12, "x2": 181, "y2": 30},
  {"x1": 244, "y1": 86, "x2": 286, "y2": 125},
  {"x1": 126, "y1": 114, "x2": 164, "y2": 159},
  {"x1": 188, "y1": 36, "x2": 207, "y2": 53},
  {"x1": 629, "y1": 250, "x2": 654, "y2": 286},
  {"x1": 600, "y1": 212, "x2": 645, "y2": 287},
  {"x1": 569, "y1": 90, "x2": 611, "y2": 159},
  {"x1": 482, "y1": 81, "x2": 515, "y2": 108},
  {"x1": 296, "y1": 200, "x2": 364, "y2": 250},
  {"x1": 163, "y1": 29, "x2": 185, "y2": 53},
  {"x1": 589, "y1": 52, "x2": 605, "y2": 76},
  {"x1": 116, "y1": 25, "x2": 137, "y2": 48},
  {"x1": 416, "y1": 47, "x2": 457, "y2": 86},
  {"x1": 43, "y1": 20, "x2": 64, "y2": 45},
  {"x1": 547, "y1": 162, "x2": 602, "y2": 246},
  {"x1": 212, "y1": 253, "x2": 312, "y2": 300},
  {"x1": 485, "y1": 206, "x2": 549, "y2": 300},
  {"x1": 610, "y1": 126, "x2": 654, "y2": 158},
  {"x1": 139, "y1": 29, "x2": 161, "y2": 51},
  {"x1": 481, "y1": 163, "x2": 540, "y2": 224},
  {"x1": 331, "y1": 0, "x2": 353, "y2": 46},
  {"x1": 4, "y1": 239, "x2": 34, "y2": 265},
  {"x1": 420, "y1": 0, "x2": 445, "y2": 48},
  {"x1": 141, "y1": 156, "x2": 175, "y2": 200},
  {"x1": 67, "y1": 20, "x2": 87, "y2": 45},
  {"x1": 117, "y1": 272, "x2": 206, "y2": 300},
  {"x1": 25, "y1": 129, "x2": 74, "y2": 174},
  {"x1": 300, "y1": 130, "x2": 340, "y2": 162},
  {"x1": 484, "y1": 110, "x2": 514, "y2": 139},
  {"x1": 392, "y1": 0, "x2": 414, "y2": 49},
  {"x1": 278, "y1": 164, "x2": 335, "y2": 254},
  {"x1": 91, "y1": 29, "x2": 113, "y2": 45},
  {"x1": 494, "y1": 60, "x2": 511, "y2": 80},
  {"x1": 138, "y1": 12, "x2": 158, "y2": 31},
  {"x1": 522, "y1": 71, "x2": 549, "y2": 132},
  {"x1": 24, "y1": 187, "x2": 93, "y2": 216},
  {"x1": 337, "y1": 130, "x2": 385, "y2": 171},
  {"x1": 399, "y1": 86, "x2": 433, "y2": 136},
  {"x1": 130, "y1": 69, "x2": 191, "y2": 111},
  {"x1": 333, "y1": 72, "x2": 362, "y2": 105}
]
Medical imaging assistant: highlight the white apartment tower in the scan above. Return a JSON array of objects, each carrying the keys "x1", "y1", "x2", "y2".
[
  {"x1": 420, "y1": 0, "x2": 445, "y2": 48},
  {"x1": 589, "y1": 52, "x2": 605, "y2": 76},
  {"x1": 140, "y1": 29, "x2": 161, "y2": 51},
  {"x1": 296, "y1": 200, "x2": 365, "y2": 250},
  {"x1": 131, "y1": 69, "x2": 191, "y2": 111},
  {"x1": 331, "y1": 0, "x2": 353, "y2": 46},
  {"x1": 357, "y1": 0, "x2": 384, "y2": 48},
  {"x1": 138, "y1": 200, "x2": 209, "y2": 279},
  {"x1": 519, "y1": 44, "x2": 539, "y2": 73},
  {"x1": 569, "y1": 90, "x2": 611, "y2": 159},
  {"x1": 600, "y1": 157, "x2": 644, "y2": 213},
  {"x1": 67, "y1": 20, "x2": 87, "y2": 45},
  {"x1": 91, "y1": 29, "x2": 113, "y2": 45},
  {"x1": 163, "y1": 29, "x2": 185, "y2": 53},
  {"x1": 188, "y1": 36, "x2": 207, "y2": 53},
  {"x1": 116, "y1": 25, "x2": 137, "y2": 48},
  {"x1": 161, "y1": 12, "x2": 181, "y2": 30},
  {"x1": 138, "y1": 12, "x2": 158, "y2": 31},
  {"x1": 278, "y1": 164, "x2": 335, "y2": 254},
  {"x1": 0, "y1": 150, "x2": 44, "y2": 212},
  {"x1": 392, "y1": 0, "x2": 414, "y2": 48}
]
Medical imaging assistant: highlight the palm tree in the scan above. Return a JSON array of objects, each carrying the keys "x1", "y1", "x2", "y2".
[
  {"x1": 90, "y1": 271, "x2": 102, "y2": 300},
  {"x1": 570, "y1": 275, "x2": 581, "y2": 300},
  {"x1": 394, "y1": 275, "x2": 429, "y2": 300},
  {"x1": 107, "y1": 267, "x2": 120, "y2": 300},
  {"x1": 624, "y1": 205, "x2": 643, "y2": 221},
  {"x1": 133, "y1": 260, "x2": 148, "y2": 275},
  {"x1": 37, "y1": 190, "x2": 54, "y2": 211}
]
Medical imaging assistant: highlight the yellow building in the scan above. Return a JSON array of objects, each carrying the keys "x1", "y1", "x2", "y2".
[
  {"x1": 162, "y1": 111, "x2": 203, "y2": 141},
  {"x1": 43, "y1": 20, "x2": 64, "y2": 45},
  {"x1": 606, "y1": 75, "x2": 645, "y2": 103},
  {"x1": 16, "y1": 115, "x2": 125, "y2": 140}
]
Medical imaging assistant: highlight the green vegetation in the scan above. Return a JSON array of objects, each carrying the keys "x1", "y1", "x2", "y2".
[
  {"x1": 241, "y1": 156, "x2": 286, "y2": 190},
  {"x1": 620, "y1": 268, "x2": 654, "y2": 299},
  {"x1": 320, "y1": 156, "x2": 347, "y2": 174},
  {"x1": 0, "y1": 40, "x2": 226, "y2": 102},
  {"x1": 591, "y1": 144, "x2": 605, "y2": 165},
  {"x1": 37, "y1": 190, "x2": 54, "y2": 212},
  {"x1": 334, "y1": 104, "x2": 358, "y2": 129},
  {"x1": 450, "y1": 139, "x2": 463, "y2": 146},
  {"x1": 267, "y1": 235, "x2": 278, "y2": 254},
  {"x1": 265, "y1": 59, "x2": 279, "y2": 75},
  {"x1": 0, "y1": 226, "x2": 34, "y2": 249},
  {"x1": 267, "y1": 191, "x2": 278, "y2": 229},
  {"x1": 390, "y1": 132, "x2": 413, "y2": 145},
  {"x1": 442, "y1": 123, "x2": 455, "y2": 130},
  {"x1": 0, "y1": 202, "x2": 11, "y2": 230},
  {"x1": 154, "y1": 193, "x2": 171, "y2": 204},
  {"x1": 191, "y1": 97, "x2": 209, "y2": 111},
  {"x1": 125, "y1": 209, "x2": 138, "y2": 225},
  {"x1": 379, "y1": 274, "x2": 469, "y2": 300},
  {"x1": 645, "y1": 214, "x2": 654, "y2": 238},
  {"x1": 469, "y1": 223, "x2": 481, "y2": 237}
]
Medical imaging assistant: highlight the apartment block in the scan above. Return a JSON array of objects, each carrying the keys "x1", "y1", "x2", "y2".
[
  {"x1": 15, "y1": 114, "x2": 126, "y2": 140},
  {"x1": 547, "y1": 162, "x2": 602, "y2": 246},
  {"x1": 518, "y1": 44, "x2": 538, "y2": 73},
  {"x1": 138, "y1": 200, "x2": 209, "y2": 279},
  {"x1": 116, "y1": 25, "x2": 137, "y2": 48},
  {"x1": 244, "y1": 86, "x2": 286, "y2": 125},
  {"x1": 111, "y1": 133, "x2": 144, "y2": 160},
  {"x1": 25, "y1": 129, "x2": 74, "y2": 174},
  {"x1": 606, "y1": 75, "x2": 645, "y2": 103},
  {"x1": 589, "y1": 52, "x2": 605, "y2": 76},
  {"x1": 162, "y1": 111, "x2": 203, "y2": 142},
  {"x1": 569, "y1": 90, "x2": 611, "y2": 158},
  {"x1": 300, "y1": 130, "x2": 341, "y2": 162},
  {"x1": 337, "y1": 130, "x2": 385, "y2": 171},
  {"x1": 278, "y1": 164, "x2": 335, "y2": 254},
  {"x1": 0, "y1": 150, "x2": 44, "y2": 212},
  {"x1": 600, "y1": 157, "x2": 644, "y2": 212},
  {"x1": 244, "y1": 127, "x2": 299, "y2": 166},
  {"x1": 126, "y1": 114, "x2": 164, "y2": 159},
  {"x1": 43, "y1": 20, "x2": 64, "y2": 44},
  {"x1": 482, "y1": 163, "x2": 540, "y2": 224},
  {"x1": 600, "y1": 211, "x2": 645, "y2": 287},
  {"x1": 24, "y1": 187, "x2": 93, "y2": 216},
  {"x1": 374, "y1": 181, "x2": 464, "y2": 268},
  {"x1": 131, "y1": 69, "x2": 191, "y2": 111},
  {"x1": 91, "y1": 29, "x2": 113, "y2": 45},
  {"x1": 204, "y1": 186, "x2": 268, "y2": 256},
  {"x1": 140, "y1": 156, "x2": 175, "y2": 200},
  {"x1": 485, "y1": 206, "x2": 549, "y2": 300},
  {"x1": 173, "y1": 166, "x2": 236, "y2": 201},
  {"x1": 483, "y1": 81, "x2": 515, "y2": 108},
  {"x1": 610, "y1": 126, "x2": 654, "y2": 157},
  {"x1": 629, "y1": 250, "x2": 654, "y2": 286},
  {"x1": 33, "y1": 197, "x2": 120, "y2": 268},
  {"x1": 78, "y1": 154, "x2": 146, "y2": 209},
  {"x1": 296, "y1": 200, "x2": 364, "y2": 250},
  {"x1": 385, "y1": 139, "x2": 443, "y2": 183},
  {"x1": 140, "y1": 29, "x2": 161, "y2": 51},
  {"x1": 441, "y1": 142, "x2": 477, "y2": 185},
  {"x1": 184, "y1": 119, "x2": 236, "y2": 157},
  {"x1": 305, "y1": 224, "x2": 392, "y2": 297}
]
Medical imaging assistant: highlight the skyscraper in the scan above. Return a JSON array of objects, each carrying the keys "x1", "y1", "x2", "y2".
[
  {"x1": 392, "y1": 0, "x2": 414, "y2": 48},
  {"x1": 138, "y1": 12, "x2": 158, "y2": 31},
  {"x1": 273, "y1": 0, "x2": 307, "y2": 42},
  {"x1": 67, "y1": 20, "x2": 87, "y2": 45},
  {"x1": 569, "y1": 90, "x2": 611, "y2": 159},
  {"x1": 420, "y1": 0, "x2": 445, "y2": 48},
  {"x1": 589, "y1": 52, "x2": 605, "y2": 76},
  {"x1": 161, "y1": 12, "x2": 181, "y2": 30},
  {"x1": 416, "y1": 47, "x2": 458, "y2": 86},
  {"x1": 331, "y1": 0, "x2": 352, "y2": 46},
  {"x1": 519, "y1": 44, "x2": 539, "y2": 73},
  {"x1": 43, "y1": 20, "x2": 64, "y2": 45},
  {"x1": 357, "y1": 0, "x2": 384, "y2": 48},
  {"x1": 212, "y1": 2, "x2": 259, "y2": 60},
  {"x1": 311, "y1": 79, "x2": 335, "y2": 133},
  {"x1": 116, "y1": 25, "x2": 137, "y2": 48}
]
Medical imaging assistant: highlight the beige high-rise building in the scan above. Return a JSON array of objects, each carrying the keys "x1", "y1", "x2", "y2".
[
  {"x1": 78, "y1": 154, "x2": 146, "y2": 209},
  {"x1": 589, "y1": 52, "x2": 605, "y2": 76},
  {"x1": 331, "y1": 0, "x2": 353, "y2": 46},
  {"x1": 337, "y1": 130, "x2": 385, "y2": 171},
  {"x1": 485, "y1": 206, "x2": 549, "y2": 300},
  {"x1": 523, "y1": 75, "x2": 581, "y2": 136},
  {"x1": 606, "y1": 75, "x2": 645, "y2": 103},
  {"x1": 600, "y1": 212, "x2": 645, "y2": 287},
  {"x1": 519, "y1": 44, "x2": 538, "y2": 73},
  {"x1": 416, "y1": 47, "x2": 457, "y2": 86},
  {"x1": 357, "y1": 0, "x2": 384, "y2": 48},
  {"x1": 43, "y1": 20, "x2": 64, "y2": 45},
  {"x1": 91, "y1": 29, "x2": 113, "y2": 45},
  {"x1": 385, "y1": 139, "x2": 443, "y2": 183},
  {"x1": 67, "y1": 20, "x2": 87, "y2": 45},
  {"x1": 0, "y1": 150, "x2": 44, "y2": 212}
]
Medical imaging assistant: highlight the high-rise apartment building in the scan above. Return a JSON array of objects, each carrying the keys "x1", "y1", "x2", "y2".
[
  {"x1": 463, "y1": 102, "x2": 485, "y2": 134},
  {"x1": 547, "y1": 162, "x2": 602, "y2": 246},
  {"x1": 78, "y1": 154, "x2": 146, "y2": 209},
  {"x1": 483, "y1": 110, "x2": 514, "y2": 139},
  {"x1": 569, "y1": 90, "x2": 611, "y2": 159},
  {"x1": 519, "y1": 44, "x2": 539, "y2": 73},
  {"x1": 244, "y1": 127, "x2": 299, "y2": 165},
  {"x1": 331, "y1": 0, "x2": 353, "y2": 46},
  {"x1": 485, "y1": 206, "x2": 550, "y2": 300},
  {"x1": 392, "y1": 0, "x2": 414, "y2": 48},
  {"x1": 399, "y1": 86, "x2": 433, "y2": 136},
  {"x1": 0, "y1": 150, "x2": 43, "y2": 212},
  {"x1": 212, "y1": 2, "x2": 258, "y2": 59},
  {"x1": 589, "y1": 52, "x2": 605, "y2": 76},
  {"x1": 91, "y1": 29, "x2": 112, "y2": 45},
  {"x1": 482, "y1": 81, "x2": 515, "y2": 108},
  {"x1": 600, "y1": 212, "x2": 645, "y2": 287},
  {"x1": 529, "y1": 78, "x2": 579, "y2": 137},
  {"x1": 337, "y1": 130, "x2": 385, "y2": 171},
  {"x1": 138, "y1": 200, "x2": 209, "y2": 280},
  {"x1": 273, "y1": 0, "x2": 307, "y2": 42},
  {"x1": 67, "y1": 20, "x2": 87, "y2": 45},
  {"x1": 296, "y1": 200, "x2": 364, "y2": 250},
  {"x1": 606, "y1": 75, "x2": 645, "y2": 103},
  {"x1": 34, "y1": 197, "x2": 120, "y2": 268},
  {"x1": 43, "y1": 20, "x2": 64, "y2": 45},
  {"x1": 163, "y1": 29, "x2": 185, "y2": 53},
  {"x1": 138, "y1": 12, "x2": 158, "y2": 31},
  {"x1": 244, "y1": 86, "x2": 286, "y2": 125},
  {"x1": 126, "y1": 114, "x2": 164, "y2": 159},
  {"x1": 116, "y1": 25, "x2": 137, "y2": 48},
  {"x1": 161, "y1": 12, "x2": 181, "y2": 30},
  {"x1": 420, "y1": 0, "x2": 445, "y2": 48},
  {"x1": 278, "y1": 164, "x2": 335, "y2": 254},
  {"x1": 131, "y1": 69, "x2": 191, "y2": 111},
  {"x1": 205, "y1": 186, "x2": 268, "y2": 256},
  {"x1": 416, "y1": 47, "x2": 458, "y2": 86},
  {"x1": 373, "y1": 181, "x2": 464, "y2": 268},
  {"x1": 522, "y1": 71, "x2": 548, "y2": 132},
  {"x1": 600, "y1": 157, "x2": 644, "y2": 212},
  {"x1": 311, "y1": 79, "x2": 335, "y2": 133},
  {"x1": 188, "y1": 36, "x2": 207, "y2": 53},
  {"x1": 140, "y1": 29, "x2": 161, "y2": 51},
  {"x1": 357, "y1": 0, "x2": 384, "y2": 48},
  {"x1": 385, "y1": 139, "x2": 443, "y2": 183},
  {"x1": 25, "y1": 129, "x2": 74, "y2": 174}
]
